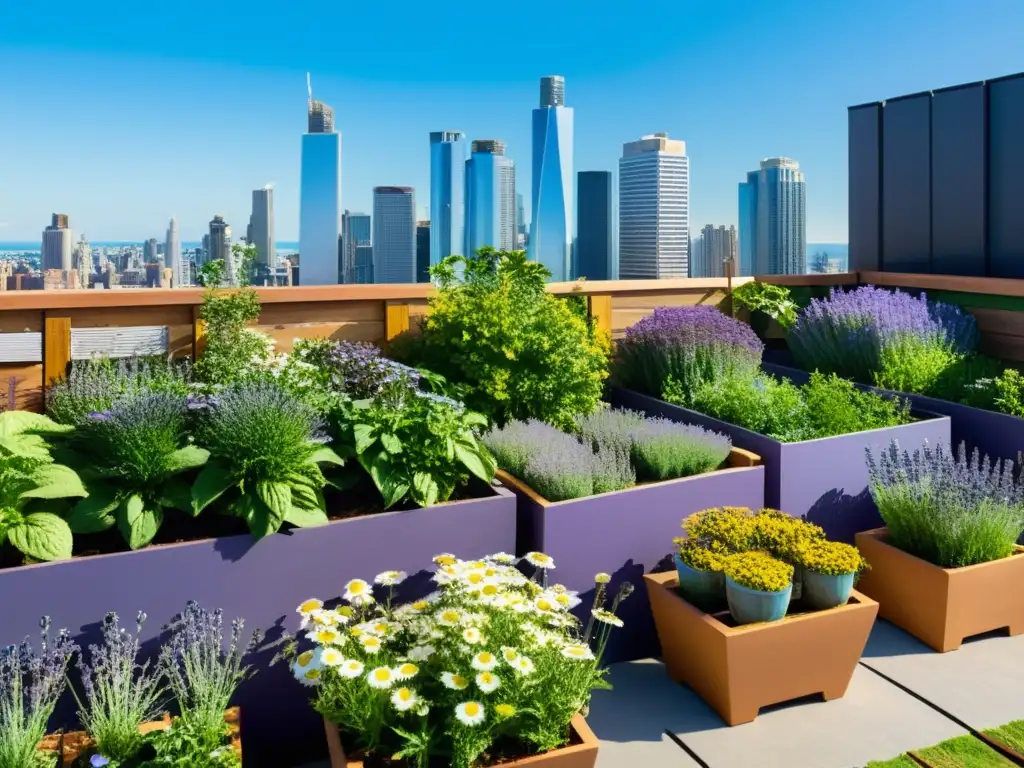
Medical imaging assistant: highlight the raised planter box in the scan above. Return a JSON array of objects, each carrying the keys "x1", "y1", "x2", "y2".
[
  {"x1": 644, "y1": 570, "x2": 878, "y2": 726},
  {"x1": 495, "y1": 450, "x2": 765, "y2": 663},
  {"x1": 611, "y1": 387, "x2": 951, "y2": 542},
  {"x1": 854, "y1": 527, "x2": 1024, "y2": 652},
  {"x1": 324, "y1": 713, "x2": 598, "y2": 768},
  {"x1": 3, "y1": 488, "x2": 516, "y2": 768}
]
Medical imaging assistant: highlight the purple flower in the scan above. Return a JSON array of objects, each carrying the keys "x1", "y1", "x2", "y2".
[
  {"x1": 87, "y1": 410, "x2": 112, "y2": 421},
  {"x1": 91, "y1": 755, "x2": 111, "y2": 767}
]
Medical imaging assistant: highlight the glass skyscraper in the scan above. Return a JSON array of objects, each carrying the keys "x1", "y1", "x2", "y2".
[
  {"x1": 530, "y1": 75, "x2": 573, "y2": 282},
  {"x1": 737, "y1": 157, "x2": 806, "y2": 275},
  {"x1": 299, "y1": 87, "x2": 342, "y2": 286},
  {"x1": 575, "y1": 171, "x2": 614, "y2": 280},
  {"x1": 341, "y1": 210, "x2": 371, "y2": 283},
  {"x1": 429, "y1": 131, "x2": 467, "y2": 265},
  {"x1": 466, "y1": 139, "x2": 516, "y2": 255},
  {"x1": 373, "y1": 187, "x2": 416, "y2": 284}
]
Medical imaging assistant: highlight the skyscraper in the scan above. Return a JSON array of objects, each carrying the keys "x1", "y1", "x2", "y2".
[
  {"x1": 530, "y1": 75, "x2": 574, "y2": 281},
  {"x1": 373, "y1": 187, "x2": 416, "y2": 284},
  {"x1": 250, "y1": 185, "x2": 276, "y2": 272},
  {"x1": 145, "y1": 238, "x2": 159, "y2": 264},
  {"x1": 429, "y1": 131, "x2": 467, "y2": 265},
  {"x1": 465, "y1": 139, "x2": 516, "y2": 254},
  {"x1": 341, "y1": 210, "x2": 371, "y2": 283},
  {"x1": 416, "y1": 221, "x2": 431, "y2": 283},
  {"x1": 165, "y1": 217, "x2": 182, "y2": 287},
  {"x1": 575, "y1": 171, "x2": 614, "y2": 280},
  {"x1": 618, "y1": 133, "x2": 690, "y2": 279},
  {"x1": 693, "y1": 224, "x2": 738, "y2": 277},
  {"x1": 738, "y1": 157, "x2": 806, "y2": 275},
  {"x1": 41, "y1": 213, "x2": 73, "y2": 272},
  {"x1": 515, "y1": 192, "x2": 527, "y2": 247},
  {"x1": 208, "y1": 215, "x2": 232, "y2": 282},
  {"x1": 299, "y1": 75, "x2": 342, "y2": 286}
]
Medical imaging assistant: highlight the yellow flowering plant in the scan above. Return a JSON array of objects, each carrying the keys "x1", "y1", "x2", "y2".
[
  {"x1": 681, "y1": 506, "x2": 755, "y2": 552},
  {"x1": 673, "y1": 538, "x2": 729, "y2": 573},
  {"x1": 748, "y1": 508, "x2": 825, "y2": 563},
  {"x1": 285, "y1": 552, "x2": 630, "y2": 768},
  {"x1": 794, "y1": 540, "x2": 870, "y2": 577},
  {"x1": 723, "y1": 551, "x2": 794, "y2": 593}
]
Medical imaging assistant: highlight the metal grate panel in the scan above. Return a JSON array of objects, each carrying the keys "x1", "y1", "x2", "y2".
[
  {"x1": 71, "y1": 326, "x2": 170, "y2": 360},
  {"x1": 0, "y1": 332, "x2": 43, "y2": 363}
]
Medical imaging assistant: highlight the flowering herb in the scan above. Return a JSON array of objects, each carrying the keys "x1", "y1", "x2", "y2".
[
  {"x1": 724, "y1": 551, "x2": 794, "y2": 593},
  {"x1": 794, "y1": 540, "x2": 869, "y2": 577},
  {"x1": 288, "y1": 553, "x2": 628, "y2": 767},
  {"x1": 0, "y1": 617, "x2": 78, "y2": 768},
  {"x1": 71, "y1": 611, "x2": 167, "y2": 763},
  {"x1": 673, "y1": 539, "x2": 729, "y2": 573},
  {"x1": 866, "y1": 440, "x2": 1024, "y2": 568}
]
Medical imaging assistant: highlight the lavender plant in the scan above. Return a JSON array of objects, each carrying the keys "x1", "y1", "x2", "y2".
[
  {"x1": 0, "y1": 617, "x2": 78, "y2": 768},
  {"x1": 612, "y1": 306, "x2": 764, "y2": 404},
  {"x1": 72, "y1": 612, "x2": 167, "y2": 763},
  {"x1": 866, "y1": 440, "x2": 1024, "y2": 568}
]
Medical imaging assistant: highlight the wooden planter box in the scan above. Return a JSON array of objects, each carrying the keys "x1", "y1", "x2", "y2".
[
  {"x1": 644, "y1": 571, "x2": 878, "y2": 726},
  {"x1": 323, "y1": 713, "x2": 598, "y2": 768},
  {"x1": 39, "y1": 707, "x2": 241, "y2": 765},
  {"x1": 854, "y1": 527, "x2": 1024, "y2": 652},
  {"x1": 496, "y1": 449, "x2": 765, "y2": 663}
]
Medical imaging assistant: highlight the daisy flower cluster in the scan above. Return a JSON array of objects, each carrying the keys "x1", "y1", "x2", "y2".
[{"x1": 287, "y1": 552, "x2": 630, "y2": 767}]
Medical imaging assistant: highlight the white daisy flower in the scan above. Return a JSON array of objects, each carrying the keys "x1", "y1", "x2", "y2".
[
  {"x1": 297, "y1": 598, "x2": 323, "y2": 616},
  {"x1": 487, "y1": 552, "x2": 517, "y2": 564},
  {"x1": 319, "y1": 648, "x2": 345, "y2": 667},
  {"x1": 553, "y1": 591, "x2": 582, "y2": 611},
  {"x1": 343, "y1": 579, "x2": 373, "y2": 603},
  {"x1": 462, "y1": 628, "x2": 484, "y2": 645},
  {"x1": 393, "y1": 662, "x2": 420, "y2": 680},
  {"x1": 441, "y1": 672, "x2": 469, "y2": 691},
  {"x1": 307, "y1": 627, "x2": 344, "y2": 646},
  {"x1": 592, "y1": 609, "x2": 624, "y2": 628},
  {"x1": 533, "y1": 596, "x2": 559, "y2": 614},
  {"x1": 523, "y1": 552, "x2": 555, "y2": 569},
  {"x1": 470, "y1": 651, "x2": 498, "y2": 672},
  {"x1": 436, "y1": 609, "x2": 463, "y2": 627},
  {"x1": 495, "y1": 703, "x2": 516, "y2": 718},
  {"x1": 501, "y1": 647, "x2": 519, "y2": 664},
  {"x1": 454, "y1": 701, "x2": 486, "y2": 727},
  {"x1": 405, "y1": 600, "x2": 431, "y2": 614},
  {"x1": 514, "y1": 656, "x2": 535, "y2": 675},
  {"x1": 561, "y1": 644, "x2": 595, "y2": 661},
  {"x1": 367, "y1": 666, "x2": 395, "y2": 689},
  {"x1": 360, "y1": 636, "x2": 383, "y2": 654},
  {"x1": 294, "y1": 666, "x2": 322, "y2": 686},
  {"x1": 407, "y1": 645, "x2": 435, "y2": 662},
  {"x1": 391, "y1": 687, "x2": 420, "y2": 712},
  {"x1": 375, "y1": 570, "x2": 408, "y2": 586},
  {"x1": 475, "y1": 671, "x2": 501, "y2": 694},
  {"x1": 338, "y1": 659, "x2": 364, "y2": 679},
  {"x1": 433, "y1": 553, "x2": 457, "y2": 566}
]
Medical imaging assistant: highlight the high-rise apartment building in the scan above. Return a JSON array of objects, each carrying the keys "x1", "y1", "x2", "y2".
[
  {"x1": 250, "y1": 185, "x2": 276, "y2": 272},
  {"x1": 466, "y1": 139, "x2": 516, "y2": 254},
  {"x1": 575, "y1": 171, "x2": 614, "y2": 280},
  {"x1": 341, "y1": 210, "x2": 371, "y2": 283},
  {"x1": 144, "y1": 238, "x2": 159, "y2": 264},
  {"x1": 208, "y1": 215, "x2": 232, "y2": 282},
  {"x1": 416, "y1": 221, "x2": 431, "y2": 283},
  {"x1": 618, "y1": 133, "x2": 690, "y2": 279},
  {"x1": 299, "y1": 76, "x2": 342, "y2": 286},
  {"x1": 165, "y1": 217, "x2": 182, "y2": 287},
  {"x1": 738, "y1": 157, "x2": 806, "y2": 275},
  {"x1": 692, "y1": 224, "x2": 738, "y2": 277},
  {"x1": 429, "y1": 131, "x2": 467, "y2": 265},
  {"x1": 41, "y1": 213, "x2": 73, "y2": 272},
  {"x1": 530, "y1": 75, "x2": 573, "y2": 281},
  {"x1": 373, "y1": 187, "x2": 416, "y2": 284}
]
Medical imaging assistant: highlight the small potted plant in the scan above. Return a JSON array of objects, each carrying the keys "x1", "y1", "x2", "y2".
[
  {"x1": 672, "y1": 540, "x2": 728, "y2": 610},
  {"x1": 723, "y1": 551, "x2": 794, "y2": 624},
  {"x1": 794, "y1": 540, "x2": 870, "y2": 610}
]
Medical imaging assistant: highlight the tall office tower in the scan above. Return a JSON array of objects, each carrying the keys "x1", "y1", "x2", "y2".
[
  {"x1": 250, "y1": 185, "x2": 276, "y2": 272},
  {"x1": 144, "y1": 238, "x2": 159, "y2": 263},
  {"x1": 618, "y1": 133, "x2": 690, "y2": 279},
  {"x1": 738, "y1": 157, "x2": 806, "y2": 276},
  {"x1": 575, "y1": 170, "x2": 614, "y2": 280},
  {"x1": 341, "y1": 210, "x2": 371, "y2": 283},
  {"x1": 515, "y1": 192, "x2": 527, "y2": 246},
  {"x1": 372, "y1": 187, "x2": 416, "y2": 284},
  {"x1": 429, "y1": 131, "x2": 467, "y2": 266},
  {"x1": 299, "y1": 75, "x2": 343, "y2": 286},
  {"x1": 208, "y1": 215, "x2": 232, "y2": 282},
  {"x1": 165, "y1": 217, "x2": 182, "y2": 287},
  {"x1": 693, "y1": 224, "x2": 738, "y2": 277},
  {"x1": 416, "y1": 220, "x2": 431, "y2": 283},
  {"x1": 200, "y1": 234, "x2": 211, "y2": 267},
  {"x1": 354, "y1": 245, "x2": 374, "y2": 284},
  {"x1": 41, "y1": 213, "x2": 73, "y2": 272},
  {"x1": 72, "y1": 235, "x2": 91, "y2": 287},
  {"x1": 530, "y1": 75, "x2": 573, "y2": 281},
  {"x1": 466, "y1": 139, "x2": 517, "y2": 254}
]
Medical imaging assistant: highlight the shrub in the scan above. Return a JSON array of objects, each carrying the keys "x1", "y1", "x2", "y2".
[
  {"x1": 723, "y1": 551, "x2": 793, "y2": 593},
  {"x1": 288, "y1": 554, "x2": 628, "y2": 767},
  {"x1": 795, "y1": 540, "x2": 869, "y2": 577},
  {"x1": 866, "y1": 440, "x2": 1024, "y2": 568},
  {"x1": 194, "y1": 268, "x2": 272, "y2": 388},
  {"x1": 393, "y1": 248, "x2": 609, "y2": 431},
  {"x1": 800, "y1": 372, "x2": 913, "y2": 438},
  {"x1": 992, "y1": 369, "x2": 1024, "y2": 417},
  {"x1": 613, "y1": 305, "x2": 763, "y2": 403}
]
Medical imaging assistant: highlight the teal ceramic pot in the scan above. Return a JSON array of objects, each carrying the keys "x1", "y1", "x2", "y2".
[
  {"x1": 674, "y1": 553, "x2": 725, "y2": 609},
  {"x1": 802, "y1": 569, "x2": 855, "y2": 610},
  {"x1": 725, "y1": 576, "x2": 792, "y2": 624}
]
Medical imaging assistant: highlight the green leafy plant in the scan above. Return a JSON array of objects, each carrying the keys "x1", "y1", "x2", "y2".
[
  {"x1": 142, "y1": 717, "x2": 240, "y2": 768},
  {"x1": 392, "y1": 248, "x2": 610, "y2": 431},
  {"x1": 730, "y1": 281, "x2": 799, "y2": 329},
  {"x1": 190, "y1": 382, "x2": 346, "y2": 540},
  {"x1": 992, "y1": 369, "x2": 1024, "y2": 417},
  {"x1": 793, "y1": 540, "x2": 869, "y2": 576},
  {"x1": 61, "y1": 393, "x2": 209, "y2": 550},
  {"x1": 723, "y1": 551, "x2": 793, "y2": 593},
  {"x1": 0, "y1": 411, "x2": 87, "y2": 562}
]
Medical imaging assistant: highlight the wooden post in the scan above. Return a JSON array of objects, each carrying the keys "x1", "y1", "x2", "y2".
[
  {"x1": 588, "y1": 294, "x2": 613, "y2": 337},
  {"x1": 43, "y1": 314, "x2": 72, "y2": 387},
  {"x1": 385, "y1": 302, "x2": 411, "y2": 343},
  {"x1": 725, "y1": 259, "x2": 735, "y2": 317},
  {"x1": 192, "y1": 305, "x2": 207, "y2": 360}
]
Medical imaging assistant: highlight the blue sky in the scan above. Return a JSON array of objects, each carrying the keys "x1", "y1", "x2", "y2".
[{"x1": 1, "y1": 0, "x2": 1022, "y2": 243}]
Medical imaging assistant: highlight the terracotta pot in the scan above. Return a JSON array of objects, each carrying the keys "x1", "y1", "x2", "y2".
[
  {"x1": 39, "y1": 708, "x2": 242, "y2": 766},
  {"x1": 322, "y1": 713, "x2": 598, "y2": 768},
  {"x1": 854, "y1": 527, "x2": 1024, "y2": 652},
  {"x1": 645, "y1": 571, "x2": 878, "y2": 726}
]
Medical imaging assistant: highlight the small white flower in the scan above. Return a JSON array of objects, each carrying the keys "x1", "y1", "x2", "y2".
[
  {"x1": 553, "y1": 591, "x2": 582, "y2": 611},
  {"x1": 441, "y1": 672, "x2": 470, "y2": 690},
  {"x1": 391, "y1": 687, "x2": 420, "y2": 712},
  {"x1": 367, "y1": 666, "x2": 395, "y2": 689},
  {"x1": 393, "y1": 662, "x2": 420, "y2": 680},
  {"x1": 487, "y1": 552, "x2": 517, "y2": 564},
  {"x1": 307, "y1": 627, "x2": 344, "y2": 646},
  {"x1": 561, "y1": 644, "x2": 595, "y2": 661},
  {"x1": 319, "y1": 648, "x2": 345, "y2": 667},
  {"x1": 523, "y1": 552, "x2": 555, "y2": 569},
  {"x1": 297, "y1": 598, "x2": 323, "y2": 616},
  {"x1": 501, "y1": 647, "x2": 519, "y2": 664},
  {"x1": 475, "y1": 671, "x2": 501, "y2": 694},
  {"x1": 470, "y1": 651, "x2": 498, "y2": 672},
  {"x1": 360, "y1": 636, "x2": 383, "y2": 654},
  {"x1": 294, "y1": 666, "x2": 322, "y2": 686},
  {"x1": 591, "y1": 609, "x2": 624, "y2": 628},
  {"x1": 462, "y1": 628, "x2": 484, "y2": 645},
  {"x1": 375, "y1": 570, "x2": 408, "y2": 586},
  {"x1": 436, "y1": 609, "x2": 463, "y2": 627},
  {"x1": 513, "y1": 656, "x2": 535, "y2": 675},
  {"x1": 455, "y1": 701, "x2": 486, "y2": 727},
  {"x1": 343, "y1": 579, "x2": 374, "y2": 604},
  {"x1": 338, "y1": 659, "x2": 364, "y2": 679}
]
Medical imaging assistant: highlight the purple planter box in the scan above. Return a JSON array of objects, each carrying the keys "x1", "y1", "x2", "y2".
[
  {"x1": 0, "y1": 488, "x2": 516, "y2": 768},
  {"x1": 611, "y1": 386, "x2": 951, "y2": 544},
  {"x1": 495, "y1": 455, "x2": 765, "y2": 663}
]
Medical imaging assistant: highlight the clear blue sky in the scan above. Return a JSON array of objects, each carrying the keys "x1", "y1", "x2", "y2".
[{"x1": 1, "y1": 0, "x2": 1022, "y2": 243}]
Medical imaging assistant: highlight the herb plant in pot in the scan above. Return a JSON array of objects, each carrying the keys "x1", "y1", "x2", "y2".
[
  {"x1": 794, "y1": 540, "x2": 870, "y2": 610},
  {"x1": 672, "y1": 540, "x2": 728, "y2": 611},
  {"x1": 723, "y1": 551, "x2": 794, "y2": 624}
]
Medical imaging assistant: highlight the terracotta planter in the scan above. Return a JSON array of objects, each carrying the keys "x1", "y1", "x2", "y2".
[
  {"x1": 39, "y1": 707, "x2": 241, "y2": 766},
  {"x1": 644, "y1": 571, "x2": 878, "y2": 726},
  {"x1": 854, "y1": 527, "x2": 1024, "y2": 652},
  {"x1": 322, "y1": 713, "x2": 598, "y2": 767}
]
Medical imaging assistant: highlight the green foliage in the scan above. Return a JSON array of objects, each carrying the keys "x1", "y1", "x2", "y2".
[
  {"x1": 393, "y1": 248, "x2": 609, "y2": 431},
  {"x1": 723, "y1": 550, "x2": 793, "y2": 593},
  {"x1": 141, "y1": 719, "x2": 240, "y2": 768},
  {"x1": 731, "y1": 281, "x2": 799, "y2": 329},
  {"x1": 0, "y1": 412, "x2": 84, "y2": 562},
  {"x1": 799, "y1": 372, "x2": 913, "y2": 439},
  {"x1": 193, "y1": 267, "x2": 270, "y2": 389},
  {"x1": 984, "y1": 720, "x2": 1024, "y2": 756},
  {"x1": 991, "y1": 369, "x2": 1024, "y2": 417}
]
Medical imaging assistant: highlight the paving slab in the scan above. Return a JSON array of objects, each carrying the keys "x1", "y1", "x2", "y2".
[{"x1": 861, "y1": 619, "x2": 1024, "y2": 730}]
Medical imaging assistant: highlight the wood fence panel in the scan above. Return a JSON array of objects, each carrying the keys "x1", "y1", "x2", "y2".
[
  {"x1": 66, "y1": 306, "x2": 194, "y2": 358},
  {"x1": 0, "y1": 364, "x2": 44, "y2": 412},
  {"x1": 0, "y1": 310, "x2": 43, "y2": 333},
  {"x1": 611, "y1": 289, "x2": 728, "y2": 336},
  {"x1": 257, "y1": 300, "x2": 386, "y2": 350}
]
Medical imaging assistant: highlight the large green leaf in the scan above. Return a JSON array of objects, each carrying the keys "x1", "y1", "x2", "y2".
[
  {"x1": 324, "y1": 466, "x2": 362, "y2": 491},
  {"x1": 454, "y1": 439, "x2": 497, "y2": 482},
  {"x1": 306, "y1": 446, "x2": 346, "y2": 467},
  {"x1": 22, "y1": 463, "x2": 88, "y2": 500},
  {"x1": 66, "y1": 487, "x2": 120, "y2": 533},
  {"x1": 164, "y1": 445, "x2": 210, "y2": 475},
  {"x1": 284, "y1": 502, "x2": 329, "y2": 528},
  {"x1": 237, "y1": 492, "x2": 274, "y2": 540},
  {"x1": 353, "y1": 423, "x2": 377, "y2": 454},
  {"x1": 412, "y1": 472, "x2": 440, "y2": 508},
  {"x1": 0, "y1": 434, "x2": 53, "y2": 461},
  {"x1": 0, "y1": 411, "x2": 73, "y2": 438},
  {"x1": 256, "y1": 481, "x2": 292, "y2": 530},
  {"x1": 191, "y1": 462, "x2": 236, "y2": 515},
  {"x1": 289, "y1": 476, "x2": 322, "y2": 511},
  {"x1": 7, "y1": 513, "x2": 73, "y2": 562},
  {"x1": 380, "y1": 433, "x2": 403, "y2": 455},
  {"x1": 158, "y1": 479, "x2": 194, "y2": 513},
  {"x1": 361, "y1": 452, "x2": 409, "y2": 509},
  {"x1": 118, "y1": 495, "x2": 162, "y2": 550}
]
